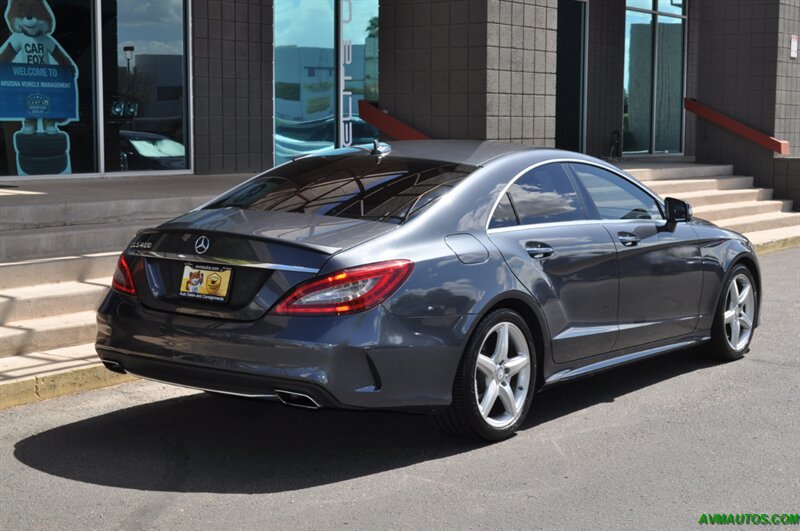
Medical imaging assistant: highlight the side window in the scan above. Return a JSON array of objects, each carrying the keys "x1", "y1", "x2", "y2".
[
  {"x1": 489, "y1": 193, "x2": 518, "y2": 229},
  {"x1": 570, "y1": 164, "x2": 664, "y2": 221},
  {"x1": 507, "y1": 164, "x2": 586, "y2": 225}
]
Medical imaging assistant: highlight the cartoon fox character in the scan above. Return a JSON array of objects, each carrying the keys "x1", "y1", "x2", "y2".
[
  {"x1": 185, "y1": 271, "x2": 203, "y2": 293},
  {"x1": 0, "y1": 0, "x2": 77, "y2": 135}
]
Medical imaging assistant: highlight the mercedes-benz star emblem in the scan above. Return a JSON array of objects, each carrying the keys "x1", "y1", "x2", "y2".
[{"x1": 194, "y1": 236, "x2": 211, "y2": 255}]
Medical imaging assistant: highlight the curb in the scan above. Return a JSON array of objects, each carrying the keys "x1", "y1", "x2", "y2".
[
  {"x1": 754, "y1": 236, "x2": 800, "y2": 255},
  {"x1": 0, "y1": 363, "x2": 136, "y2": 411}
]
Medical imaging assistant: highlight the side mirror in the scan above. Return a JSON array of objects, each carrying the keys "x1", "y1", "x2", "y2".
[{"x1": 665, "y1": 197, "x2": 692, "y2": 223}]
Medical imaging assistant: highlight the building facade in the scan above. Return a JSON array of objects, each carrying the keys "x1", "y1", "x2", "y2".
[{"x1": 0, "y1": 0, "x2": 798, "y2": 204}]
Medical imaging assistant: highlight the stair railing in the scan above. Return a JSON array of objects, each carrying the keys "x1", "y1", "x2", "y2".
[{"x1": 685, "y1": 98, "x2": 790, "y2": 155}]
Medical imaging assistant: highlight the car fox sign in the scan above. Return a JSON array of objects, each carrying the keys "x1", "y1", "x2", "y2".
[{"x1": 0, "y1": 0, "x2": 78, "y2": 175}]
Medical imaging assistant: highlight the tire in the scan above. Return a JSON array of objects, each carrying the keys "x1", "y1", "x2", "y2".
[
  {"x1": 709, "y1": 264, "x2": 758, "y2": 361},
  {"x1": 18, "y1": 153, "x2": 68, "y2": 175},
  {"x1": 14, "y1": 132, "x2": 68, "y2": 156},
  {"x1": 431, "y1": 309, "x2": 536, "y2": 441}
]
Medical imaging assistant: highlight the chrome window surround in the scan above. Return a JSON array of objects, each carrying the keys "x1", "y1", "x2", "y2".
[{"x1": 484, "y1": 158, "x2": 666, "y2": 234}]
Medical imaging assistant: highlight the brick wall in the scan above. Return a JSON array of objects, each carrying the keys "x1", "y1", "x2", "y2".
[
  {"x1": 693, "y1": 0, "x2": 799, "y2": 209},
  {"x1": 378, "y1": 0, "x2": 557, "y2": 147},
  {"x1": 775, "y1": 0, "x2": 800, "y2": 156},
  {"x1": 584, "y1": 0, "x2": 624, "y2": 158},
  {"x1": 486, "y1": 0, "x2": 557, "y2": 146},
  {"x1": 192, "y1": 0, "x2": 274, "y2": 175}
]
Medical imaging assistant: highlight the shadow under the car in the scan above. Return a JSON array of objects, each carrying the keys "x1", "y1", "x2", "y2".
[{"x1": 13, "y1": 346, "x2": 718, "y2": 494}]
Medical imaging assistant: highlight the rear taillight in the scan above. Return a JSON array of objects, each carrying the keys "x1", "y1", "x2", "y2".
[
  {"x1": 271, "y1": 260, "x2": 413, "y2": 316},
  {"x1": 111, "y1": 254, "x2": 137, "y2": 295}
]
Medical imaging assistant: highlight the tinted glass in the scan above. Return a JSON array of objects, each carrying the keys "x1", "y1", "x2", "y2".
[
  {"x1": 0, "y1": 0, "x2": 96, "y2": 176},
  {"x1": 570, "y1": 163, "x2": 663, "y2": 220},
  {"x1": 489, "y1": 193, "x2": 518, "y2": 229},
  {"x1": 274, "y1": 0, "x2": 335, "y2": 164},
  {"x1": 341, "y1": 0, "x2": 379, "y2": 147},
  {"x1": 206, "y1": 155, "x2": 475, "y2": 225},
  {"x1": 624, "y1": 10, "x2": 654, "y2": 153},
  {"x1": 507, "y1": 163, "x2": 585, "y2": 225},
  {"x1": 101, "y1": 0, "x2": 189, "y2": 172}
]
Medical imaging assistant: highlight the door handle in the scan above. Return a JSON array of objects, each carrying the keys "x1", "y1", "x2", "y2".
[
  {"x1": 525, "y1": 242, "x2": 554, "y2": 258},
  {"x1": 617, "y1": 232, "x2": 640, "y2": 247}
]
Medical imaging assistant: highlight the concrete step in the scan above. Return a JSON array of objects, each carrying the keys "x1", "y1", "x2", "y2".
[
  {"x1": 0, "y1": 252, "x2": 119, "y2": 290},
  {"x1": 0, "y1": 195, "x2": 213, "y2": 231},
  {"x1": 621, "y1": 163, "x2": 734, "y2": 181},
  {"x1": 717, "y1": 211, "x2": 800, "y2": 234},
  {"x1": 0, "y1": 343, "x2": 135, "y2": 410},
  {"x1": 644, "y1": 176, "x2": 755, "y2": 195},
  {"x1": 0, "y1": 219, "x2": 167, "y2": 262},
  {"x1": 746, "y1": 226, "x2": 800, "y2": 254},
  {"x1": 671, "y1": 188, "x2": 773, "y2": 207},
  {"x1": 0, "y1": 310, "x2": 97, "y2": 358},
  {"x1": 694, "y1": 200, "x2": 792, "y2": 222},
  {"x1": 0, "y1": 277, "x2": 110, "y2": 324}
]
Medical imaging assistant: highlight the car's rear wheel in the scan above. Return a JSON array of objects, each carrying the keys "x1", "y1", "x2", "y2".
[
  {"x1": 710, "y1": 264, "x2": 757, "y2": 360},
  {"x1": 432, "y1": 309, "x2": 536, "y2": 441}
]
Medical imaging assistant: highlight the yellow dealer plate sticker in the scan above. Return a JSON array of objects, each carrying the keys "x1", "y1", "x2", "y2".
[{"x1": 179, "y1": 263, "x2": 232, "y2": 302}]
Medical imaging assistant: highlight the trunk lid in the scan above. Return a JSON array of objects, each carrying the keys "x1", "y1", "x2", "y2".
[{"x1": 126, "y1": 209, "x2": 396, "y2": 320}]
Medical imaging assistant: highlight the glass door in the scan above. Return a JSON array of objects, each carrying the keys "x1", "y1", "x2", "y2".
[{"x1": 623, "y1": 1, "x2": 686, "y2": 155}]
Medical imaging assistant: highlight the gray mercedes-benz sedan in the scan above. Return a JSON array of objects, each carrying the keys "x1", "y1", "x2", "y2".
[{"x1": 96, "y1": 140, "x2": 761, "y2": 440}]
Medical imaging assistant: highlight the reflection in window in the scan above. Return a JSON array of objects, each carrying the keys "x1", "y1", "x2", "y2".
[
  {"x1": 507, "y1": 164, "x2": 585, "y2": 225},
  {"x1": 206, "y1": 156, "x2": 475, "y2": 225},
  {"x1": 274, "y1": 0, "x2": 335, "y2": 164},
  {"x1": 102, "y1": 0, "x2": 188, "y2": 172},
  {"x1": 570, "y1": 164, "x2": 663, "y2": 220},
  {"x1": 274, "y1": 0, "x2": 378, "y2": 164}
]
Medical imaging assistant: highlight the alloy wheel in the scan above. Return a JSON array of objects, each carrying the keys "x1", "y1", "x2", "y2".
[
  {"x1": 723, "y1": 273, "x2": 756, "y2": 351},
  {"x1": 473, "y1": 321, "x2": 532, "y2": 429}
]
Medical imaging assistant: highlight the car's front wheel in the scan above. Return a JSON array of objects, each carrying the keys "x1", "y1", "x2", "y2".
[
  {"x1": 710, "y1": 264, "x2": 758, "y2": 360},
  {"x1": 432, "y1": 309, "x2": 536, "y2": 441}
]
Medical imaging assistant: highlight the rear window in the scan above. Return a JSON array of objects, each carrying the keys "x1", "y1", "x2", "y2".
[{"x1": 205, "y1": 155, "x2": 476, "y2": 224}]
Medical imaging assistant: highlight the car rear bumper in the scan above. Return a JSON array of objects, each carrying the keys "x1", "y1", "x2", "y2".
[{"x1": 96, "y1": 291, "x2": 472, "y2": 411}]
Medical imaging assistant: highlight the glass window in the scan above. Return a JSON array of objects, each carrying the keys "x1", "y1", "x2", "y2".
[
  {"x1": 654, "y1": 14, "x2": 684, "y2": 153},
  {"x1": 657, "y1": 1, "x2": 685, "y2": 16},
  {"x1": 0, "y1": 0, "x2": 97, "y2": 176},
  {"x1": 206, "y1": 155, "x2": 476, "y2": 225},
  {"x1": 341, "y1": 0, "x2": 379, "y2": 148},
  {"x1": 570, "y1": 163, "x2": 663, "y2": 221},
  {"x1": 507, "y1": 163, "x2": 586, "y2": 225},
  {"x1": 623, "y1": 10, "x2": 654, "y2": 154},
  {"x1": 274, "y1": 0, "x2": 335, "y2": 164},
  {"x1": 489, "y1": 193, "x2": 518, "y2": 229},
  {"x1": 626, "y1": 0, "x2": 655, "y2": 10},
  {"x1": 101, "y1": 0, "x2": 189, "y2": 172}
]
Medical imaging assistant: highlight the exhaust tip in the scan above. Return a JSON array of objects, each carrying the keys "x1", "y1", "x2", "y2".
[
  {"x1": 275, "y1": 389, "x2": 321, "y2": 409},
  {"x1": 102, "y1": 360, "x2": 126, "y2": 374}
]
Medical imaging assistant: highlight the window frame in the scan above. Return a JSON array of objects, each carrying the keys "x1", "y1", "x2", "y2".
[{"x1": 485, "y1": 158, "x2": 665, "y2": 234}]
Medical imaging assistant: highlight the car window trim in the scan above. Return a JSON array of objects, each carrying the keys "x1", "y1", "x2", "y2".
[
  {"x1": 484, "y1": 158, "x2": 665, "y2": 233},
  {"x1": 487, "y1": 217, "x2": 668, "y2": 234}
]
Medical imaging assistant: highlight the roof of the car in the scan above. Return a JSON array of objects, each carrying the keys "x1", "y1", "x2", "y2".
[{"x1": 378, "y1": 140, "x2": 542, "y2": 166}]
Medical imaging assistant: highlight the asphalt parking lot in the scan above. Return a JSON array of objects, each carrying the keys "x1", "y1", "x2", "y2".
[{"x1": 1, "y1": 248, "x2": 798, "y2": 530}]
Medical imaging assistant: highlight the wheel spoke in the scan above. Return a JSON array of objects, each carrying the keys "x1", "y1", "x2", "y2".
[
  {"x1": 492, "y1": 323, "x2": 509, "y2": 363},
  {"x1": 723, "y1": 309, "x2": 736, "y2": 324},
  {"x1": 504, "y1": 354, "x2": 529, "y2": 377},
  {"x1": 737, "y1": 283, "x2": 751, "y2": 306},
  {"x1": 739, "y1": 312, "x2": 753, "y2": 330},
  {"x1": 480, "y1": 380, "x2": 499, "y2": 417},
  {"x1": 498, "y1": 383, "x2": 518, "y2": 418},
  {"x1": 476, "y1": 354, "x2": 496, "y2": 379},
  {"x1": 730, "y1": 279, "x2": 740, "y2": 307},
  {"x1": 729, "y1": 318, "x2": 741, "y2": 348}
]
